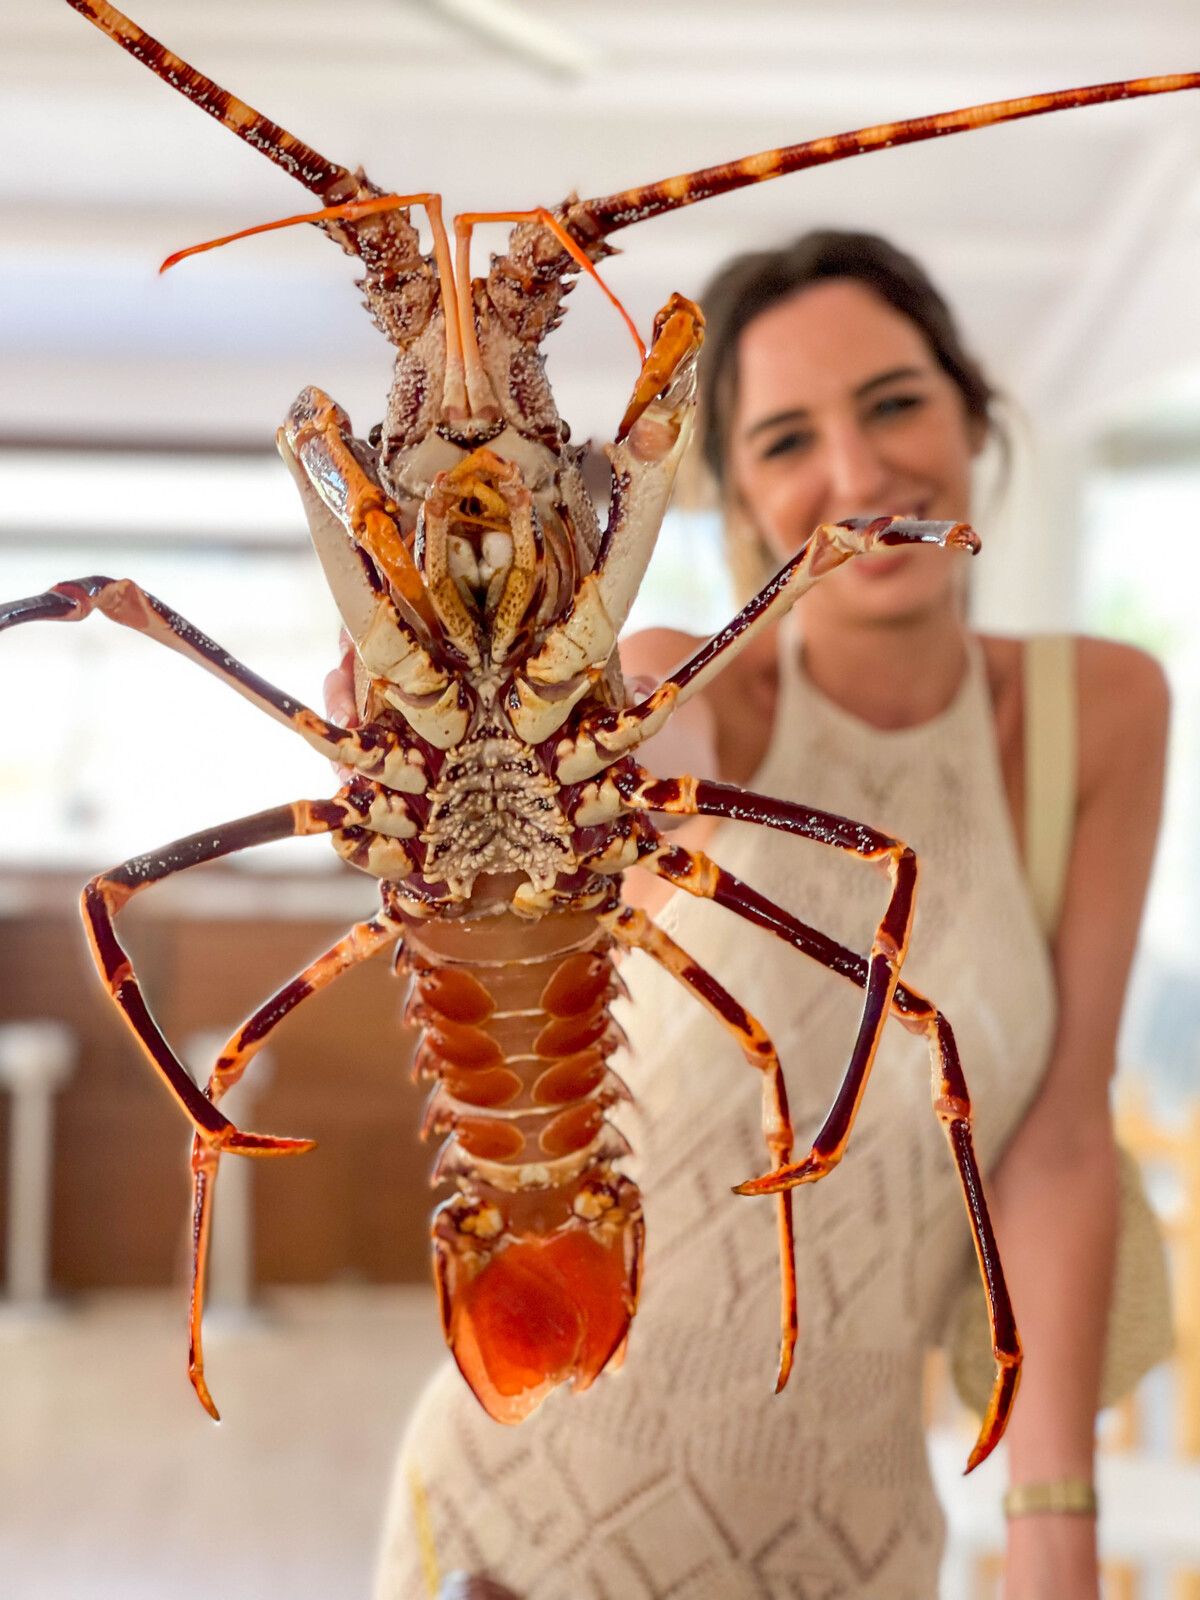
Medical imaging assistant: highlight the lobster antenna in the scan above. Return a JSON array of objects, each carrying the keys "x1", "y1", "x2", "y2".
[
  {"x1": 566, "y1": 74, "x2": 1200, "y2": 239},
  {"x1": 66, "y1": 0, "x2": 355, "y2": 200}
]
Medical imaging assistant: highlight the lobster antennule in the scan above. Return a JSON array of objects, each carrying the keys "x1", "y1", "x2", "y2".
[
  {"x1": 66, "y1": 0, "x2": 355, "y2": 199},
  {"x1": 565, "y1": 73, "x2": 1200, "y2": 239}
]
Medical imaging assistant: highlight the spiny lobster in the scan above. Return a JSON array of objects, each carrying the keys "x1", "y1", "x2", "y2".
[{"x1": 6, "y1": 0, "x2": 1198, "y2": 1471}]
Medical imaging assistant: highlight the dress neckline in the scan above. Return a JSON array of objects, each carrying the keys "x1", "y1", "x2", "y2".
[{"x1": 775, "y1": 621, "x2": 985, "y2": 755}]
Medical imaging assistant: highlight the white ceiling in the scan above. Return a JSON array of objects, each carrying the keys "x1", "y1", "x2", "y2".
[{"x1": 3, "y1": 0, "x2": 1199, "y2": 451}]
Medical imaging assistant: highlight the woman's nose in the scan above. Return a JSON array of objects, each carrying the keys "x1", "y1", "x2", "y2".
[{"x1": 822, "y1": 421, "x2": 891, "y2": 513}]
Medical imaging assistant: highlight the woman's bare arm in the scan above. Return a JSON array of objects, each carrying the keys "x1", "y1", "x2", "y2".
[
  {"x1": 995, "y1": 638, "x2": 1169, "y2": 1600},
  {"x1": 619, "y1": 627, "x2": 718, "y2": 781}
]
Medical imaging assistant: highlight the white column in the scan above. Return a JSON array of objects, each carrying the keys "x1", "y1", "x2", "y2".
[
  {"x1": 0, "y1": 1021, "x2": 77, "y2": 1307},
  {"x1": 970, "y1": 425, "x2": 1087, "y2": 636},
  {"x1": 184, "y1": 1030, "x2": 274, "y2": 1318}
]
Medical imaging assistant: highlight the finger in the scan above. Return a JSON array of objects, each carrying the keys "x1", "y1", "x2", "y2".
[{"x1": 323, "y1": 644, "x2": 357, "y2": 728}]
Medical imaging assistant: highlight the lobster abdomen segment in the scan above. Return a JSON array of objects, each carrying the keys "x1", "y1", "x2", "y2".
[{"x1": 404, "y1": 909, "x2": 643, "y2": 1424}]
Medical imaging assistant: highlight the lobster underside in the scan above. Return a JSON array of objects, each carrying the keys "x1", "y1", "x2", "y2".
[{"x1": 408, "y1": 907, "x2": 643, "y2": 1424}]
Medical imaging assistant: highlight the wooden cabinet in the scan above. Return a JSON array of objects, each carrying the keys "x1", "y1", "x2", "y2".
[{"x1": 0, "y1": 870, "x2": 432, "y2": 1290}]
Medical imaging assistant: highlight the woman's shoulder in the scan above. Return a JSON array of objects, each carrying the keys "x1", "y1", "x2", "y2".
[
  {"x1": 979, "y1": 630, "x2": 1168, "y2": 711},
  {"x1": 619, "y1": 624, "x2": 779, "y2": 708},
  {"x1": 618, "y1": 627, "x2": 707, "y2": 681},
  {"x1": 981, "y1": 631, "x2": 1169, "y2": 802},
  {"x1": 1072, "y1": 633, "x2": 1169, "y2": 705},
  {"x1": 1073, "y1": 634, "x2": 1170, "y2": 802}
]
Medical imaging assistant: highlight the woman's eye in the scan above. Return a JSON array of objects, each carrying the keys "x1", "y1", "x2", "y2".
[
  {"x1": 760, "y1": 429, "x2": 814, "y2": 461},
  {"x1": 871, "y1": 392, "x2": 924, "y2": 420}
]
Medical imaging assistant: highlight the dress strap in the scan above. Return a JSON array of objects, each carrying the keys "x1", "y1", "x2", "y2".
[{"x1": 1022, "y1": 634, "x2": 1077, "y2": 940}]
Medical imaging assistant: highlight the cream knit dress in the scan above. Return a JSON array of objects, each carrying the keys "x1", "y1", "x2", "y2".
[{"x1": 375, "y1": 634, "x2": 1056, "y2": 1600}]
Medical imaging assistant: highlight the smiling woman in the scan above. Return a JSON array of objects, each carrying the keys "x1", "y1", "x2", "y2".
[
  {"x1": 699, "y1": 231, "x2": 996, "y2": 621},
  {"x1": 375, "y1": 231, "x2": 1169, "y2": 1600},
  {"x1": 617, "y1": 231, "x2": 1165, "y2": 1598}
]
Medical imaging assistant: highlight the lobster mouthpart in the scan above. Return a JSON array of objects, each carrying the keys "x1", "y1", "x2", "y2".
[{"x1": 434, "y1": 1180, "x2": 643, "y2": 1425}]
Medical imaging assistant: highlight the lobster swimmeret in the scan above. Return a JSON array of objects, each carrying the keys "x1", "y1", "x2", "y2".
[{"x1": 7, "y1": 0, "x2": 1198, "y2": 1469}]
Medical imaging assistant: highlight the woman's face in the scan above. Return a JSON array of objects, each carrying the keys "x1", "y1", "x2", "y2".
[{"x1": 727, "y1": 279, "x2": 982, "y2": 625}]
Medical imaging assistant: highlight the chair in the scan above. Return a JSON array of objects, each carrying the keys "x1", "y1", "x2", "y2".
[{"x1": 930, "y1": 1079, "x2": 1200, "y2": 1599}]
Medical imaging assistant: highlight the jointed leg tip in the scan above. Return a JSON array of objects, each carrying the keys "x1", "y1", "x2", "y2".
[
  {"x1": 963, "y1": 1371, "x2": 1019, "y2": 1473},
  {"x1": 733, "y1": 1172, "x2": 777, "y2": 1196},
  {"x1": 735, "y1": 1165, "x2": 807, "y2": 1196},
  {"x1": 963, "y1": 1439, "x2": 993, "y2": 1475},
  {"x1": 191, "y1": 1377, "x2": 221, "y2": 1423},
  {"x1": 223, "y1": 1128, "x2": 317, "y2": 1159}
]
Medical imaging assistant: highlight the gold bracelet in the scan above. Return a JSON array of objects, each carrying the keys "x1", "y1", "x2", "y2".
[{"x1": 1003, "y1": 1480, "x2": 1098, "y2": 1518}]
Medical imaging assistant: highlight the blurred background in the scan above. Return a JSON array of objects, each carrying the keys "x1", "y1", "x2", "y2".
[{"x1": 1, "y1": 1, "x2": 1198, "y2": 1596}]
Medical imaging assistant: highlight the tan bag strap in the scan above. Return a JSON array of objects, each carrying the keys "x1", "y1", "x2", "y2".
[{"x1": 1023, "y1": 634, "x2": 1077, "y2": 940}]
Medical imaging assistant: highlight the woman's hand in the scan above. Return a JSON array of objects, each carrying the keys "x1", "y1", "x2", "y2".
[
  {"x1": 624, "y1": 672, "x2": 719, "y2": 783},
  {"x1": 323, "y1": 633, "x2": 357, "y2": 730},
  {"x1": 323, "y1": 633, "x2": 360, "y2": 782},
  {"x1": 1003, "y1": 1514, "x2": 1100, "y2": 1600}
]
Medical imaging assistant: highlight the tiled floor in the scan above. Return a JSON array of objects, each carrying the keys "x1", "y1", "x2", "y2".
[
  {"x1": 3, "y1": 1292, "x2": 1197, "y2": 1599},
  {"x1": 0, "y1": 1287, "x2": 446, "y2": 1600}
]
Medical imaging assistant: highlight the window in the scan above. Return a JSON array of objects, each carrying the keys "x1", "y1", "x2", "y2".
[
  {"x1": 1082, "y1": 461, "x2": 1200, "y2": 1107},
  {"x1": 0, "y1": 449, "x2": 343, "y2": 873}
]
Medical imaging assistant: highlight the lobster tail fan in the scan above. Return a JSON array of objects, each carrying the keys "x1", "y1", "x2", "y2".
[{"x1": 563, "y1": 74, "x2": 1200, "y2": 242}]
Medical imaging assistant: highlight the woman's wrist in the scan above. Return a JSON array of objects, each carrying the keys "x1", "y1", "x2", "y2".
[
  {"x1": 1003, "y1": 1498, "x2": 1100, "y2": 1600},
  {"x1": 1004, "y1": 1479, "x2": 1097, "y2": 1518}
]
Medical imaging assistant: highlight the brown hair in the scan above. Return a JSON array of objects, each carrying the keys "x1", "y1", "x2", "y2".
[{"x1": 695, "y1": 229, "x2": 1001, "y2": 599}]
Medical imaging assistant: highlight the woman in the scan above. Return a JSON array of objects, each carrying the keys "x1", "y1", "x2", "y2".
[{"x1": 374, "y1": 231, "x2": 1167, "y2": 1600}]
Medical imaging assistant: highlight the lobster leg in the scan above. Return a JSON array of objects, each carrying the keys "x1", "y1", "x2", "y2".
[
  {"x1": 552, "y1": 517, "x2": 978, "y2": 782},
  {"x1": 638, "y1": 834, "x2": 910, "y2": 1186},
  {"x1": 505, "y1": 298, "x2": 704, "y2": 748},
  {"x1": 80, "y1": 796, "x2": 360, "y2": 1152},
  {"x1": 641, "y1": 842, "x2": 1018, "y2": 1472},
  {"x1": 188, "y1": 915, "x2": 398, "y2": 1419},
  {"x1": 278, "y1": 416, "x2": 474, "y2": 752},
  {"x1": 600, "y1": 903, "x2": 798, "y2": 1391},
  {"x1": 281, "y1": 389, "x2": 436, "y2": 630},
  {"x1": 0, "y1": 578, "x2": 423, "y2": 789},
  {"x1": 620, "y1": 767, "x2": 916, "y2": 1187}
]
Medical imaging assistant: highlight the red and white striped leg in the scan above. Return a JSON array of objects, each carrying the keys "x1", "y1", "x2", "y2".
[
  {"x1": 0, "y1": 577, "x2": 423, "y2": 788},
  {"x1": 188, "y1": 914, "x2": 399, "y2": 1419},
  {"x1": 600, "y1": 902, "x2": 798, "y2": 1391},
  {"x1": 640, "y1": 840, "x2": 1019, "y2": 1471},
  {"x1": 552, "y1": 517, "x2": 978, "y2": 783}
]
